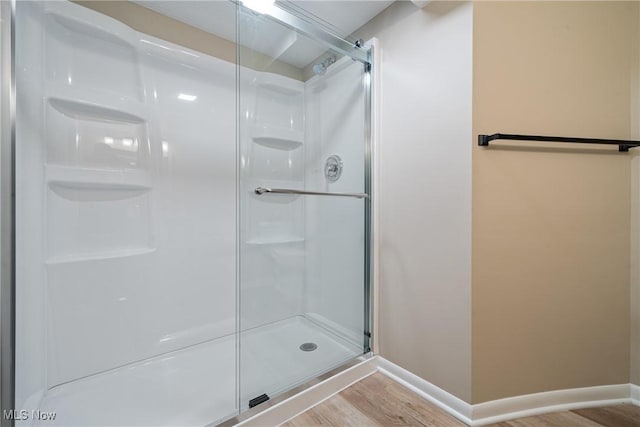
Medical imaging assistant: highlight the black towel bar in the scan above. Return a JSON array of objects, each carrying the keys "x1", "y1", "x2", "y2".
[{"x1": 478, "y1": 133, "x2": 640, "y2": 152}]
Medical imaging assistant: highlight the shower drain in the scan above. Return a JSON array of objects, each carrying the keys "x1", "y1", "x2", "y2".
[{"x1": 299, "y1": 342, "x2": 318, "y2": 352}]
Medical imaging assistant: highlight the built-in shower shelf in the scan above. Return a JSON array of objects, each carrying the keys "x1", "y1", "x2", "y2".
[
  {"x1": 47, "y1": 86, "x2": 147, "y2": 123},
  {"x1": 252, "y1": 126, "x2": 303, "y2": 150},
  {"x1": 45, "y1": 0, "x2": 138, "y2": 49},
  {"x1": 245, "y1": 237, "x2": 304, "y2": 246},
  {"x1": 257, "y1": 73, "x2": 304, "y2": 96},
  {"x1": 46, "y1": 165, "x2": 152, "y2": 191},
  {"x1": 46, "y1": 247, "x2": 156, "y2": 265}
]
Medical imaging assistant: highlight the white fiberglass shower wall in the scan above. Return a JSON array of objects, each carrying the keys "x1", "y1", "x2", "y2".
[
  {"x1": 16, "y1": 2, "x2": 237, "y2": 424},
  {"x1": 10, "y1": 1, "x2": 371, "y2": 425}
]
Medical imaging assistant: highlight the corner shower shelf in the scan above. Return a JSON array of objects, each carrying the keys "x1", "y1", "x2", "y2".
[
  {"x1": 47, "y1": 86, "x2": 147, "y2": 123},
  {"x1": 45, "y1": 0, "x2": 138, "y2": 49},
  {"x1": 252, "y1": 125, "x2": 303, "y2": 150},
  {"x1": 46, "y1": 165, "x2": 152, "y2": 191},
  {"x1": 245, "y1": 237, "x2": 304, "y2": 246},
  {"x1": 257, "y1": 73, "x2": 304, "y2": 96}
]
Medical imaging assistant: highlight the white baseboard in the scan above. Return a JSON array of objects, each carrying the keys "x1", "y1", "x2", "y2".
[
  {"x1": 472, "y1": 383, "x2": 630, "y2": 426},
  {"x1": 234, "y1": 357, "x2": 639, "y2": 427},
  {"x1": 632, "y1": 383, "x2": 640, "y2": 405},
  {"x1": 377, "y1": 357, "x2": 638, "y2": 427},
  {"x1": 377, "y1": 357, "x2": 473, "y2": 424}
]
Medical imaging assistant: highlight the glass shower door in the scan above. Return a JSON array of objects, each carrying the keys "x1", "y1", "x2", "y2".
[{"x1": 237, "y1": 3, "x2": 371, "y2": 409}]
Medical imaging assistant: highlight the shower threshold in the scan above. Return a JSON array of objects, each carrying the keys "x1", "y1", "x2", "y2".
[{"x1": 29, "y1": 316, "x2": 360, "y2": 426}]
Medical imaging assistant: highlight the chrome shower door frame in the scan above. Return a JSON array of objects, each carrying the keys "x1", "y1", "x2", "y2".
[{"x1": 0, "y1": 1, "x2": 16, "y2": 426}]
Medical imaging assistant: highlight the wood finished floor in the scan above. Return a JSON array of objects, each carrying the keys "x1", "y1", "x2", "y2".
[{"x1": 281, "y1": 373, "x2": 640, "y2": 427}]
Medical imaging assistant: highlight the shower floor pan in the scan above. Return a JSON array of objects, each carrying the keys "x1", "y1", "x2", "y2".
[{"x1": 31, "y1": 316, "x2": 361, "y2": 426}]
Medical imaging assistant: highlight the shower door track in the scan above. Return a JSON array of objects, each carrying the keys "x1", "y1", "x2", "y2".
[{"x1": 232, "y1": 0, "x2": 369, "y2": 64}]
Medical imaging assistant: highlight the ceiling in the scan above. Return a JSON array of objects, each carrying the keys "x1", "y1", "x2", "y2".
[{"x1": 133, "y1": 0, "x2": 394, "y2": 68}]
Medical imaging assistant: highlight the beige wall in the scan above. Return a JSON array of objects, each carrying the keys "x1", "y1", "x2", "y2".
[
  {"x1": 352, "y1": 0, "x2": 637, "y2": 404},
  {"x1": 352, "y1": 1, "x2": 473, "y2": 403},
  {"x1": 631, "y1": 2, "x2": 640, "y2": 388},
  {"x1": 631, "y1": 149, "x2": 640, "y2": 386},
  {"x1": 473, "y1": 1, "x2": 633, "y2": 403},
  {"x1": 74, "y1": 1, "x2": 303, "y2": 80}
]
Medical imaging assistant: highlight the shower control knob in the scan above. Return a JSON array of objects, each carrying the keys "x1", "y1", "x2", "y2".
[{"x1": 325, "y1": 155, "x2": 343, "y2": 182}]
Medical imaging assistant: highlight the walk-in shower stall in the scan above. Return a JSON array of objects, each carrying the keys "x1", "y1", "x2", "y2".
[{"x1": 0, "y1": 1, "x2": 373, "y2": 425}]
